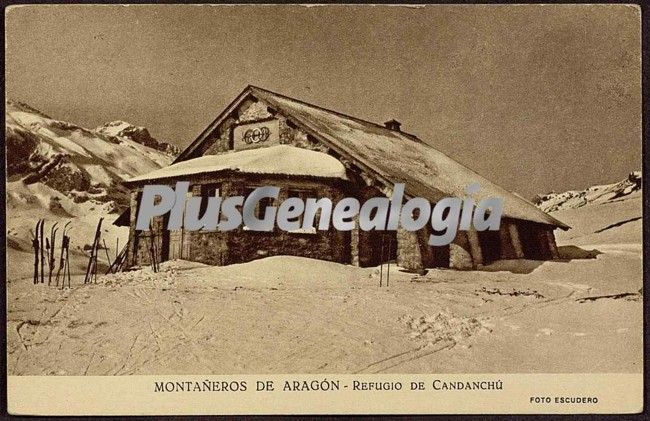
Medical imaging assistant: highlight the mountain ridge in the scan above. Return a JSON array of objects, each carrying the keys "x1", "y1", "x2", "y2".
[
  {"x1": 5, "y1": 99, "x2": 176, "y2": 213},
  {"x1": 533, "y1": 171, "x2": 642, "y2": 213}
]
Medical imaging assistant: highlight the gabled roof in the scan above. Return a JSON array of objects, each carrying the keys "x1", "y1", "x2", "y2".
[{"x1": 140, "y1": 85, "x2": 570, "y2": 230}]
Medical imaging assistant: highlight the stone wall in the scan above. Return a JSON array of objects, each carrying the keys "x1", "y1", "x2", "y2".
[
  {"x1": 450, "y1": 231, "x2": 474, "y2": 269},
  {"x1": 223, "y1": 175, "x2": 351, "y2": 265},
  {"x1": 127, "y1": 171, "x2": 562, "y2": 271},
  {"x1": 202, "y1": 115, "x2": 236, "y2": 156},
  {"x1": 127, "y1": 172, "x2": 353, "y2": 268},
  {"x1": 186, "y1": 183, "x2": 230, "y2": 265},
  {"x1": 197, "y1": 98, "x2": 329, "y2": 157},
  {"x1": 396, "y1": 226, "x2": 424, "y2": 272},
  {"x1": 396, "y1": 224, "x2": 451, "y2": 272}
]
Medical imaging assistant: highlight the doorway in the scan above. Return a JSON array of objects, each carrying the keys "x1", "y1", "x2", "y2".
[{"x1": 478, "y1": 230, "x2": 502, "y2": 264}]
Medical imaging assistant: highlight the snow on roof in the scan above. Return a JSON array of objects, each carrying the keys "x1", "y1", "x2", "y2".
[
  {"x1": 148, "y1": 86, "x2": 568, "y2": 229},
  {"x1": 126, "y1": 144, "x2": 348, "y2": 183},
  {"x1": 248, "y1": 86, "x2": 569, "y2": 229}
]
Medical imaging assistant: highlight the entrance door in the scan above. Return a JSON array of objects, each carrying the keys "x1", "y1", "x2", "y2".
[
  {"x1": 160, "y1": 218, "x2": 170, "y2": 262},
  {"x1": 478, "y1": 230, "x2": 502, "y2": 264},
  {"x1": 168, "y1": 190, "x2": 194, "y2": 260},
  {"x1": 168, "y1": 230, "x2": 183, "y2": 260}
]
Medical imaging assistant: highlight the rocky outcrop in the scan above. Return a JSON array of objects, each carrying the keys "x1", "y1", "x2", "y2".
[
  {"x1": 6, "y1": 99, "x2": 173, "y2": 211},
  {"x1": 533, "y1": 171, "x2": 642, "y2": 213},
  {"x1": 95, "y1": 121, "x2": 180, "y2": 156}
]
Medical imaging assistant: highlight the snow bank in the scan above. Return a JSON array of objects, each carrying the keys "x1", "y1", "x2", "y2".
[{"x1": 128, "y1": 145, "x2": 348, "y2": 182}]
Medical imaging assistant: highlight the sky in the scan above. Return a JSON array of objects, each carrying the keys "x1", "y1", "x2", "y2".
[{"x1": 5, "y1": 4, "x2": 641, "y2": 198}]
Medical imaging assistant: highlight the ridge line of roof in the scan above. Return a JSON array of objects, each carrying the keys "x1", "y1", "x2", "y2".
[
  {"x1": 253, "y1": 87, "x2": 569, "y2": 230},
  {"x1": 248, "y1": 85, "x2": 424, "y2": 143},
  {"x1": 176, "y1": 84, "x2": 424, "y2": 163}
]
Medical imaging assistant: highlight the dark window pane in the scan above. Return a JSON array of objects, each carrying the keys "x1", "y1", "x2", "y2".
[
  {"x1": 244, "y1": 187, "x2": 275, "y2": 220},
  {"x1": 199, "y1": 183, "x2": 220, "y2": 218}
]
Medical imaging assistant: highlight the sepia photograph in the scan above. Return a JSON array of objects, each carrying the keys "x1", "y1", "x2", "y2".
[{"x1": 5, "y1": 3, "x2": 643, "y2": 415}]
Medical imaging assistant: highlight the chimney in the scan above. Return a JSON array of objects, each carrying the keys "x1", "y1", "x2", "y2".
[{"x1": 384, "y1": 119, "x2": 401, "y2": 132}]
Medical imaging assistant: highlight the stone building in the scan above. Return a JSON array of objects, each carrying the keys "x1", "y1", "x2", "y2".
[{"x1": 115, "y1": 85, "x2": 569, "y2": 271}]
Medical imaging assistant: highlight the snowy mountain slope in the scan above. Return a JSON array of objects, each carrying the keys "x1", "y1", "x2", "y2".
[
  {"x1": 6, "y1": 100, "x2": 178, "y2": 265},
  {"x1": 533, "y1": 171, "x2": 642, "y2": 247},
  {"x1": 6, "y1": 100, "x2": 176, "y2": 211},
  {"x1": 533, "y1": 171, "x2": 642, "y2": 213}
]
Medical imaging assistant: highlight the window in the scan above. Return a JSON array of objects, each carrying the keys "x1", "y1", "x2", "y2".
[
  {"x1": 287, "y1": 189, "x2": 317, "y2": 233},
  {"x1": 244, "y1": 187, "x2": 275, "y2": 221},
  {"x1": 151, "y1": 193, "x2": 165, "y2": 230},
  {"x1": 199, "y1": 183, "x2": 220, "y2": 218}
]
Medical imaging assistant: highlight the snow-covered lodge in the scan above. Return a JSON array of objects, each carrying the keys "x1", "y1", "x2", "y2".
[{"x1": 116, "y1": 86, "x2": 569, "y2": 271}]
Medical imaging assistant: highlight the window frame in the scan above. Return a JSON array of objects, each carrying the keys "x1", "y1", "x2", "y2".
[
  {"x1": 198, "y1": 183, "x2": 221, "y2": 220},
  {"x1": 285, "y1": 188, "x2": 317, "y2": 234}
]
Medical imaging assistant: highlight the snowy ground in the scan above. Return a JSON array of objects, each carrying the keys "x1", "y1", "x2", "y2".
[
  {"x1": 6, "y1": 180, "x2": 129, "y2": 283},
  {"x1": 7, "y1": 192, "x2": 642, "y2": 375}
]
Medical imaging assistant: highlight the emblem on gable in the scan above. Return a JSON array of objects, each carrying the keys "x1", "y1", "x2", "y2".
[
  {"x1": 233, "y1": 119, "x2": 280, "y2": 151},
  {"x1": 242, "y1": 126, "x2": 270, "y2": 144}
]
